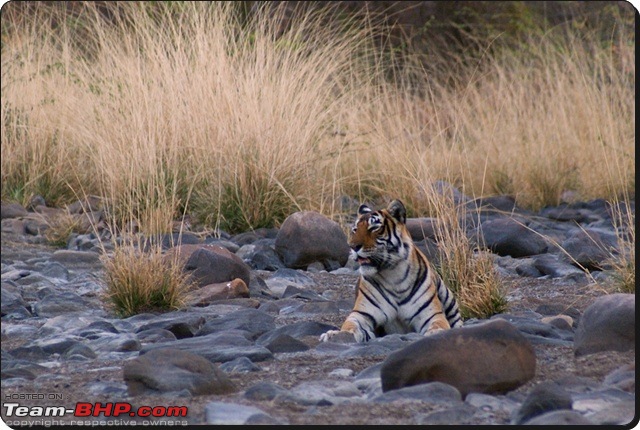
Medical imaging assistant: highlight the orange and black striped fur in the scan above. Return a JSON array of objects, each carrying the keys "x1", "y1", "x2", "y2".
[{"x1": 320, "y1": 199, "x2": 463, "y2": 342}]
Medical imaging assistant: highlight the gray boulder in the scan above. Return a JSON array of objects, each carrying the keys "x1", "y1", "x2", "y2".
[
  {"x1": 236, "y1": 240, "x2": 285, "y2": 271},
  {"x1": 275, "y1": 211, "x2": 350, "y2": 269},
  {"x1": 123, "y1": 348, "x2": 236, "y2": 396},
  {"x1": 1, "y1": 283, "x2": 31, "y2": 319},
  {"x1": 574, "y1": 293, "x2": 635, "y2": 356},
  {"x1": 522, "y1": 410, "x2": 594, "y2": 425},
  {"x1": 1, "y1": 202, "x2": 28, "y2": 219},
  {"x1": 166, "y1": 244, "x2": 251, "y2": 288},
  {"x1": 262, "y1": 334, "x2": 309, "y2": 353},
  {"x1": 33, "y1": 292, "x2": 94, "y2": 317},
  {"x1": 477, "y1": 217, "x2": 548, "y2": 257},
  {"x1": 380, "y1": 319, "x2": 536, "y2": 397},
  {"x1": 405, "y1": 218, "x2": 439, "y2": 241},
  {"x1": 560, "y1": 229, "x2": 618, "y2": 270}
]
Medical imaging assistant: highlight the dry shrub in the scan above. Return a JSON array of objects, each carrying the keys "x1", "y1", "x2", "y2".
[
  {"x1": 421, "y1": 184, "x2": 508, "y2": 319},
  {"x1": 608, "y1": 198, "x2": 635, "y2": 293},
  {"x1": 102, "y1": 243, "x2": 193, "y2": 318}
]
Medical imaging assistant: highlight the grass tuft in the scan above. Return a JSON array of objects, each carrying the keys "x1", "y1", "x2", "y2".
[
  {"x1": 608, "y1": 198, "x2": 635, "y2": 293},
  {"x1": 422, "y1": 185, "x2": 508, "y2": 320},
  {"x1": 102, "y1": 243, "x2": 193, "y2": 318}
]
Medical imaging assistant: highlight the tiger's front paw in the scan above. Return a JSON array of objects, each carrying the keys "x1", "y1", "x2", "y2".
[{"x1": 319, "y1": 330, "x2": 358, "y2": 343}]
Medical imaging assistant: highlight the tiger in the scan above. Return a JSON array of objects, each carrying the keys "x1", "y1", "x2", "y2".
[{"x1": 320, "y1": 199, "x2": 463, "y2": 343}]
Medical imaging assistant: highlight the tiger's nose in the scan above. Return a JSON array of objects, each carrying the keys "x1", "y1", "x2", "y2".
[{"x1": 351, "y1": 244, "x2": 362, "y2": 252}]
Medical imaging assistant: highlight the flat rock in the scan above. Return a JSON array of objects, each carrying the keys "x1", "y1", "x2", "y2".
[
  {"x1": 196, "y1": 308, "x2": 275, "y2": 338},
  {"x1": 522, "y1": 410, "x2": 595, "y2": 425},
  {"x1": 533, "y1": 253, "x2": 586, "y2": 279},
  {"x1": 133, "y1": 312, "x2": 206, "y2": 339},
  {"x1": 140, "y1": 331, "x2": 273, "y2": 363},
  {"x1": 279, "y1": 380, "x2": 362, "y2": 406},
  {"x1": 123, "y1": 348, "x2": 237, "y2": 396},
  {"x1": 205, "y1": 401, "x2": 284, "y2": 425},
  {"x1": 50, "y1": 250, "x2": 101, "y2": 266},
  {"x1": 244, "y1": 381, "x2": 290, "y2": 401},
  {"x1": 372, "y1": 381, "x2": 462, "y2": 404},
  {"x1": 33, "y1": 292, "x2": 94, "y2": 318},
  {"x1": 256, "y1": 321, "x2": 338, "y2": 345},
  {"x1": 184, "y1": 278, "x2": 249, "y2": 307},
  {"x1": 1, "y1": 203, "x2": 28, "y2": 219},
  {"x1": 219, "y1": 356, "x2": 261, "y2": 373}
]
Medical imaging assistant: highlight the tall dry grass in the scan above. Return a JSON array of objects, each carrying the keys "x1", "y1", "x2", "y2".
[
  {"x1": 2, "y1": 2, "x2": 383, "y2": 234},
  {"x1": 2, "y1": 3, "x2": 633, "y2": 227},
  {"x1": 342, "y1": 23, "x2": 634, "y2": 214},
  {"x1": 1, "y1": 3, "x2": 634, "y2": 315}
]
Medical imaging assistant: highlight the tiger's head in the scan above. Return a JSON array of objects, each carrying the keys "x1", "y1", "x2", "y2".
[{"x1": 349, "y1": 199, "x2": 412, "y2": 274}]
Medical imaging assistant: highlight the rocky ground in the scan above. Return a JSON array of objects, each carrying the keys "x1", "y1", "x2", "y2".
[{"x1": 0, "y1": 195, "x2": 636, "y2": 426}]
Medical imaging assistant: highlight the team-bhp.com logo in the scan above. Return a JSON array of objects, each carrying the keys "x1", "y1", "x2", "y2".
[{"x1": 3, "y1": 402, "x2": 188, "y2": 426}]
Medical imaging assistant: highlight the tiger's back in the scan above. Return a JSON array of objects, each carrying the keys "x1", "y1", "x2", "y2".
[{"x1": 320, "y1": 199, "x2": 463, "y2": 343}]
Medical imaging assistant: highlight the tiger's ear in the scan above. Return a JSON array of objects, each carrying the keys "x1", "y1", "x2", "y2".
[
  {"x1": 387, "y1": 199, "x2": 407, "y2": 224},
  {"x1": 358, "y1": 204, "x2": 372, "y2": 215}
]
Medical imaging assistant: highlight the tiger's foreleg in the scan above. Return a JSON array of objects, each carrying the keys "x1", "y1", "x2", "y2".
[
  {"x1": 412, "y1": 300, "x2": 451, "y2": 336},
  {"x1": 319, "y1": 312, "x2": 376, "y2": 343}
]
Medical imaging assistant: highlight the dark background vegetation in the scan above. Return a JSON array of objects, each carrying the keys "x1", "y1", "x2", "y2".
[{"x1": 3, "y1": 1, "x2": 634, "y2": 52}]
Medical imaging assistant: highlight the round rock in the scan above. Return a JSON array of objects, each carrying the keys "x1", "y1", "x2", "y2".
[
  {"x1": 573, "y1": 293, "x2": 635, "y2": 356},
  {"x1": 274, "y1": 211, "x2": 350, "y2": 269},
  {"x1": 166, "y1": 244, "x2": 251, "y2": 288},
  {"x1": 477, "y1": 218, "x2": 548, "y2": 257},
  {"x1": 380, "y1": 319, "x2": 536, "y2": 397}
]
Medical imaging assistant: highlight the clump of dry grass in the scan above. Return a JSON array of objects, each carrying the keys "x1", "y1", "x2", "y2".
[
  {"x1": 608, "y1": 198, "x2": 635, "y2": 294},
  {"x1": 422, "y1": 186, "x2": 508, "y2": 319},
  {"x1": 102, "y1": 243, "x2": 193, "y2": 318}
]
